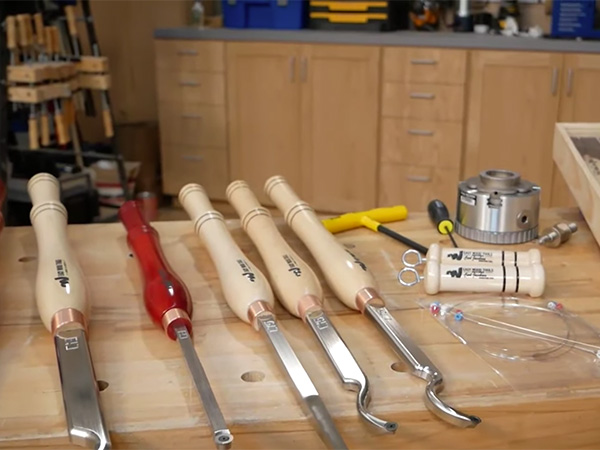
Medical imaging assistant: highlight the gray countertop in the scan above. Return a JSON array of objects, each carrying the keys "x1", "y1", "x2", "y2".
[{"x1": 154, "y1": 28, "x2": 600, "y2": 54}]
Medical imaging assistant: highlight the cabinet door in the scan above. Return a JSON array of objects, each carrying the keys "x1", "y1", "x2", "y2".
[
  {"x1": 552, "y1": 53, "x2": 600, "y2": 206},
  {"x1": 226, "y1": 43, "x2": 302, "y2": 204},
  {"x1": 301, "y1": 45, "x2": 380, "y2": 213},
  {"x1": 465, "y1": 51, "x2": 563, "y2": 207}
]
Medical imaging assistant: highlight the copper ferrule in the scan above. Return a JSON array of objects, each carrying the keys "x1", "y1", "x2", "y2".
[
  {"x1": 297, "y1": 294, "x2": 322, "y2": 322},
  {"x1": 161, "y1": 308, "x2": 190, "y2": 334},
  {"x1": 355, "y1": 287, "x2": 385, "y2": 313},
  {"x1": 247, "y1": 300, "x2": 273, "y2": 330},
  {"x1": 51, "y1": 308, "x2": 87, "y2": 335}
]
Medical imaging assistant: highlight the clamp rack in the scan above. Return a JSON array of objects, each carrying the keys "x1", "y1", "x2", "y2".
[{"x1": 0, "y1": 0, "x2": 130, "y2": 225}]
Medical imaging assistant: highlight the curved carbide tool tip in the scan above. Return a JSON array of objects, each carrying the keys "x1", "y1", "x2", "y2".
[
  {"x1": 425, "y1": 380, "x2": 482, "y2": 428},
  {"x1": 357, "y1": 383, "x2": 397, "y2": 434}
]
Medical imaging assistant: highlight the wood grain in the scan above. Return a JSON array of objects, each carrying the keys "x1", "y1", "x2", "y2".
[
  {"x1": 382, "y1": 83, "x2": 465, "y2": 122},
  {"x1": 300, "y1": 44, "x2": 380, "y2": 213},
  {"x1": 552, "y1": 53, "x2": 600, "y2": 207},
  {"x1": 1, "y1": 209, "x2": 600, "y2": 448},
  {"x1": 226, "y1": 42, "x2": 303, "y2": 205},
  {"x1": 382, "y1": 47, "x2": 467, "y2": 85},
  {"x1": 464, "y1": 51, "x2": 563, "y2": 208}
]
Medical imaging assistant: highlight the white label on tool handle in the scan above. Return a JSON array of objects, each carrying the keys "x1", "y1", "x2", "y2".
[
  {"x1": 427, "y1": 244, "x2": 541, "y2": 267},
  {"x1": 445, "y1": 250, "x2": 496, "y2": 264},
  {"x1": 439, "y1": 265, "x2": 517, "y2": 293}
]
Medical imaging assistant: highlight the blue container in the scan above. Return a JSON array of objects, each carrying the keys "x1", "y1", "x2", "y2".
[
  {"x1": 222, "y1": 0, "x2": 306, "y2": 29},
  {"x1": 551, "y1": 0, "x2": 600, "y2": 39}
]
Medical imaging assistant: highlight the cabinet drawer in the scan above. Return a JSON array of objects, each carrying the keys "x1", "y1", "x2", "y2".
[
  {"x1": 382, "y1": 83, "x2": 464, "y2": 122},
  {"x1": 380, "y1": 118, "x2": 462, "y2": 168},
  {"x1": 159, "y1": 103, "x2": 226, "y2": 148},
  {"x1": 155, "y1": 40, "x2": 225, "y2": 72},
  {"x1": 378, "y1": 164, "x2": 459, "y2": 212},
  {"x1": 383, "y1": 47, "x2": 467, "y2": 85},
  {"x1": 156, "y1": 70, "x2": 225, "y2": 105},
  {"x1": 162, "y1": 147, "x2": 229, "y2": 199}
]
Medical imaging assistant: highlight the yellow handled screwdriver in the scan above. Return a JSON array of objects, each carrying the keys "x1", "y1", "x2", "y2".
[{"x1": 428, "y1": 199, "x2": 458, "y2": 248}]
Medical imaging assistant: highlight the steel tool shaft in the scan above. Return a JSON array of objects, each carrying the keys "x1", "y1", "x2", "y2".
[
  {"x1": 179, "y1": 183, "x2": 348, "y2": 450},
  {"x1": 265, "y1": 175, "x2": 481, "y2": 428},
  {"x1": 119, "y1": 201, "x2": 232, "y2": 449},
  {"x1": 28, "y1": 173, "x2": 111, "y2": 450},
  {"x1": 227, "y1": 180, "x2": 396, "y2": 433}
]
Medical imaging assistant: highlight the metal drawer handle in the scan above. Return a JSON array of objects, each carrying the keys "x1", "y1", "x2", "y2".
[
  {"x1": 181, "y1": 114, "x2": 202, "y2": 119},
  {"x1": 410, "y1": 59, "x2": 438, "y2": 65},
  {"x1": 177, "y1": 49, "x2": 198, "y2": 56},
  {"x1": 181, "y1": 155, "x2": 204, "y2": 161},
  {"x1": 179, "y1": 80, "x2": 200, "y2": 87},
  {"x1": 406, "y1": 175, "x2": 431, "y2": 182},
  {"x1": 410, "y1": 92, "x2": 435, "y2": 100},
  {"x1": 551, "y1": 67, "x2": 559, "y2": 96},
  {"x1": 407, "y1": 129, "x2": 434, "y2": 136}
]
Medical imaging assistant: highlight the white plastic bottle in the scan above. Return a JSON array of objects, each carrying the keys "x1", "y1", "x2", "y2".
[{"x1": 191, "y1": 0, "x2": 205, "y2": 29}]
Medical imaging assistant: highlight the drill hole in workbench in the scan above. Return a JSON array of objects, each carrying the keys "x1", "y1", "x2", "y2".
[
  {"x1": 390, "y1": 362, "x2": 406, "y2": 373},
  {"x1": 97, "y1": 380, "x2": 109, "y2": 391},
  {"x1": 18, "y1": 256, "x2": 37, "y2": 262},
  {"x1": 241, "y1": 371, "x2": 265, "y2": 382}
]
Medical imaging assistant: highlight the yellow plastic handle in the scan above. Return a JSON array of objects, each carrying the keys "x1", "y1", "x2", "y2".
[
  {"x1": 179, "y1": 183, "x2": 274, "y2": 325},
  {"x1": 265, "y1": 175, "x2": 378, "y2": 312},
  {"x1": 28, "y1": 173, "x2": 89, "y2": 332},
  {"x1": 227, "y1": 180, "x2": 323, "y2": 320},
  {"x1": 322, "y1": 205, "x2": 408, "y2": 234}
]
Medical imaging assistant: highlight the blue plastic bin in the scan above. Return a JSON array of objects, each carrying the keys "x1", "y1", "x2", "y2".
[
  {"x1": 551, "y1": 0, "x2": 600, "y2": 39},
  {"x1": 222, "y1": 0, "x2": 306, "y2": 29}
]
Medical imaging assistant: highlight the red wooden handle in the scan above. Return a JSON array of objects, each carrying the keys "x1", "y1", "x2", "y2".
[{"x1": 119, "y1": 200, "x2": 193, "y2": 340}]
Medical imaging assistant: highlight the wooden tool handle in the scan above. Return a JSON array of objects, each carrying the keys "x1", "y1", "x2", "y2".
[
  {"x1": 28, "y1": 116, "x2": 39, "y2": 150},
  {"x1": 50, "y1": 26, "x2": 60, "y2": 55},
  {"x1": 33, "y1": 13, "x2": 44, "y2": 46},
  {"x1": 179, "y1": 183, "x2": 274, "y2": 325},
  {"x1": 54, "y1": 110, "x2": 69, "y2": 145},
  {"x1": 16, "y1": 15, "x2": 29, "y2": 48},
  {"x1": 65, "y1": 6, "x2": 78, "y2": 37},
  {"x1": 102, "y1": 107, "x2": 114, "y2": 138},
  {"x1": 424, "y1": 261, "x2": 546, "y2": 297},
  {"x1": 40, "y1": 112, "x2": 50, "y2": 146},
  {"x1": 265, "y1": 175, "x2": 378, "y2": 311},
  {"x1": 227, "y1": 180, "x2": 323, "y2": 319},
  {"x1": 63, "y1": 98, "x2": 75, "y2": 126},
  {"x1": 28, "y1": 173, "x2": 89, "y2": 331},
  {"x1": 6, "y1": 16, "x2": 17, "y2": 50},
  {"x1": 44, "y1": 26, "x2": 53, "y2": 55},
  {"x1": 23, "y1": 14, "x2": 34, "y2": 47}
]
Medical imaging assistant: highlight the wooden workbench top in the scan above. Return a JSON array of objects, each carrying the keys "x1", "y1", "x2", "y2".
[{"x1": 1, "y1": 208, "x2": 600, "y2": 449}]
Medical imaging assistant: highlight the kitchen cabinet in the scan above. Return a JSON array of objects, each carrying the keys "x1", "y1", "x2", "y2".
[
  {"x1": 552, "y1": 53, "x2": 600, "y2": 206},
  {"x1": 155, "y1": 40, "x2": 229, "y2": 199},
  {"x1": 464, "y1": 51, "x2": 563, "y2": 207},
  {"x1": 227, "y1": 43, "x2": 380, "y2": 211},
  {"x1": 300, "y1": 45, "x2": 380, "y2": 212},
  {"x1": 379, "y1": 47, "x2": 466, "y2": 211},
  {"x1": 227, "y1": 43, "x2": 303, "y2": 205}
]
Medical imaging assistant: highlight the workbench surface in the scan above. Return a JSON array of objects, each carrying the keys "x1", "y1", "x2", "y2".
[{"x1": 1, "y1": 208, "x2": 600, "y2": 449}]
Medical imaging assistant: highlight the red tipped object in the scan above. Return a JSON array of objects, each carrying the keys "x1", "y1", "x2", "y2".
[{"x1": 119, "y1": 200, "x2": 193, "y2": 340}]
